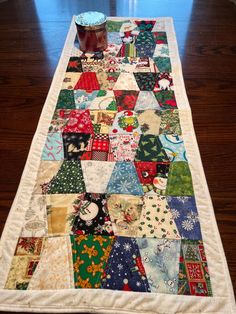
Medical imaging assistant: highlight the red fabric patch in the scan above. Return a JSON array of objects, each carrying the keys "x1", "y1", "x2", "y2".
[
  {"x1": 134, "y1": 161, "x2": 158, "y2": 184},
  {"x1": 63, "y1": 109, "x2": 94, "y2": 133},
  {"x1": 74, "y1": 72, "x2": 100, "y2": 92}
]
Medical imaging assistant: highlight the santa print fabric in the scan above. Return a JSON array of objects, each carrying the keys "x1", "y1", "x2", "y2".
[{"x1": 4, "y1": 18, "x2": 215, "y2": 302}]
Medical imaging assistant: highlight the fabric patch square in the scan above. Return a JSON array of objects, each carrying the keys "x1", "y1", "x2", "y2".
[
  {"x1": 21, "y1": 195, "x2": 47, "y2": 237},
  {"x1": 46, "y1": 194, "x2": 82, "y2": 236},
  {"x1": 159, "y1": 135, "x2": 187, "y2": 161},
  {"x1": 154, "y1": 73, "x2": 173, "y2": 92},
  {"x1": 135, "y1": 31, "x2": 156, "y2": 57},
  {"x1": 160, "y1": 109, "x2": 181, "y2": 135},
  {"x1": 66, "y1": 57, "x2": 83, "y2": 72},
  {"x1": 101, "y1": 237, "x2": 150, "y2": 292},
  {"x1": 113, "y1": 72, "x2": 139, "y2": 90},
  {"x1": 109, "y1": 133, "x2": 140, "y2": 161},
  {"x1": 91, "y1": 134, "x2": 109, "y2": 152},
  {"x1": 137, "y1": 238, "x2": 181, "y2": 293},
  {"x1": 107, "y1": 194, "x2": 143, "y2": 236},
  {"x1": 103, "y1": 56, "x2": 120, "y2": 73},
  {"x1": 108, "y1": 32, "x2": 122, "y2": 45},
  {"x1": 134, "y1": 91, "x2": 161, "y2": 111},
  {"x1": 28, "y1": 236, "x2": 74, "y2": 290},
  {"x1": 137, "y1": 110, "x2": 161, "y2": 135},
  {"x1": 135, "y1": 20, "x2": 156, "y2": 32},
  {"x1": 5, "y1": 256, "x2": 40, "y2": 290},
  {"x1": 56, "y1": 90, "x2": 75, "y2": 109},
  {"x1": 15, "y1": 237, "x2": 43, "y2": 256},
  {"x1": 5, "y1": 237, "x2": 44, "y2": 289},
  {"x1": 151, "y1": 20, "x2": 165, "y2": 32},
  {"x1": 110, "y1": 110, "x2": 141, "y2": 135},
  {"x1": 74, "y1": 90, "x2": 98, "y2": 109},
  {"x1": 134, "y1": 73, "x2": 157, "y2": 91},
  {"x1": 81, "y1": 59, "x2": 105, "y2": 73},
  {"x1": 167, "y1": 196, "x2": 202, "y2": 240},
  {"x1": 135, "y1": 161, "x2": 170, "y2": 194},
  {"x1": 106, "y1": 161, "x2": 144, "y2": 196},
  {"x1": 114, "y1": 90, "x2": 139, "y2": 111},
  {"x1": 106, "y1": 20, "x2": 130, "y2": 32},
  {"x1": 90, "y1": 90, "x2": 117, "y2": 110},
  {"x1": 62, "y1": 72, "x2": 82, "y2": 90},
  {"x1": 47, "y1": 161, "x2": 86, "y2": 194},
  {"x1": 137, "y1": 195, "x2": 180, "y2": 239},
  {"x1": 91, "y1": 151, "x2": 108, "y2": 161},
  {"x1": 117, "y1": 43, "x2": 137, "y2": 58},
  {"x1": 153, "y1": 44, "x2": 169, "y2": 58},
  {"x1": 81, "y1": 160, "x2": 116, "y2": 193},
  {"x1": 71, "y1": 235, "x2": 115, "y2": 288},
  {"x1": 116, "y1": 57, "x2": 136, "y2": 73},
  {"x1": 153, "y1": 32, "x2": 168, "y2": 44},
  {"x1": 90, "y1": 110, "x2": 116, "y2": 134},
  {"x1": 97, "y1": 71, "x2": 120, "y2": 90},
  {"x1": 178, "y1": 240, "x2": 212, "y2": 296},
  {"x1": 74, "y1": 72, "x2": 100, "y2": 91},
  {"x1": 62, "y1": 133, "x2": 92, "y2": 161},
  {"x1": 153, "y1": 57, "x2": 172, "y2": 72},
  {"x1": 135, "y1": 134, "x2": 170, "y2": 162},
  {"x1": 49, "y1": 109, "x2": 71, "y2": 133},
  {"x1": 42, "y1": 132, "x2": 64, "y2": 161},
  {"x1": 63, "y1": 109, "x2": 94, "y2": 134},
  {"x1": 154, "y1": 90, "x2": 177, "y2": 109},
  {"x1": 166, "y1": 162, "x2": 194, "y2": 196},
  {"x1": 72, "y1": 193, "x2": 114, "y2": 236}
]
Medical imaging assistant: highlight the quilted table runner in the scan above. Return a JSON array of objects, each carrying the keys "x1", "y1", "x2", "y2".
[{"x1": 0, "y1": 17, "x2": 235, "y2": 313}]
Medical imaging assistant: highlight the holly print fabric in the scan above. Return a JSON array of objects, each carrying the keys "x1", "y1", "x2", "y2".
[
  {"x1": 137, "y1": 195, "x2": 180, "y2": 239},
  {"x1": 4, "y1": 18, "x2": 213, "y2": 302}
]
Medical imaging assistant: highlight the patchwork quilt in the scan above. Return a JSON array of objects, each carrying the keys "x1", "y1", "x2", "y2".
[{"x1": 0, "y1": 17, "x2": 235, "y2": 313}]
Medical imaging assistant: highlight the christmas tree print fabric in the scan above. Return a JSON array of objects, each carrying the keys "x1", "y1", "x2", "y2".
[{"x1": 4, "y1": 18, "x2": 214, "y2": 302}]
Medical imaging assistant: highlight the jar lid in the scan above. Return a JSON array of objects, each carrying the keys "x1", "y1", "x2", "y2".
[{"x1": 75, "y1": 11, "x2": 107, "y2": 26}]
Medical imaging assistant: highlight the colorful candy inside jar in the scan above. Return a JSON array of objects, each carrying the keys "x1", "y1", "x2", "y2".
[{"x1": 75, "y1": 11, "x2": 108, "y2": 53}]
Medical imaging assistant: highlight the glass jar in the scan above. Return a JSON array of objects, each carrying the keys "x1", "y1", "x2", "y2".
[{"x1": 75, "y1": 11, "x2": 108, "y2": 52}]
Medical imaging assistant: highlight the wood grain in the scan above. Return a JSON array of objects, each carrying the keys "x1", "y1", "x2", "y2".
[{"x1": 0, "y1": 0, "x2": 235, "y2": 303}]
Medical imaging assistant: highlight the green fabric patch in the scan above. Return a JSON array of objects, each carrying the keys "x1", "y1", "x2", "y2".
[
  {"x1": 56, "y1": 90, "x2": 75, "y2": 109},
  {"x1": 71, "y1": 235, "x2": 115, "y2": 288},
  {"x1": 160, "y1": 109, "x2": 182, "y2": 135},
  {"x1": 154, "y1": 90, "x2": 177, "y2": 110},
  {"x1": 47, "y1": 161, "x2": 85, "y2": 194},
  {"x1": 166, "y1": 161, "x2": 194, "y2": 196},
  {"x1": 135, "y1": 135, "x2": 170, "y2": 162},
  {"x1": 106, "y1": 20, "x2": 130, "y2": 32},
  {"x1": 153, "y1": 57, "x2": 172, "y2": 72}
]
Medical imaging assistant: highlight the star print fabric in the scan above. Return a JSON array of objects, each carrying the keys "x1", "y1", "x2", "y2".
[
  {"x1": 5, "y1": 18, "x2": 213, "y2": 300},
  {"x1": 101, "y1": 237, "x2": 151, "y2": 292}
]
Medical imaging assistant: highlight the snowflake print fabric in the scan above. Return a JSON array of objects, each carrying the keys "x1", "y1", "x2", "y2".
[
  {"x1": 101, "y1": 237, "x2": 151, "y2": 292},
  {"x1": 106, "y1": 162, "x2": 144, "y2": 196}
]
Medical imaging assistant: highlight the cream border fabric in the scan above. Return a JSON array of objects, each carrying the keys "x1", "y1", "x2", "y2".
[{"x1": 0, "y1": 17, "x2": 235, "y2": 313}]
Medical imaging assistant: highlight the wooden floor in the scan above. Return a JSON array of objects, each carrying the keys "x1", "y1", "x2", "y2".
[{"x1": 0, "y1": 0, "x2": 235, "y2": 301}]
